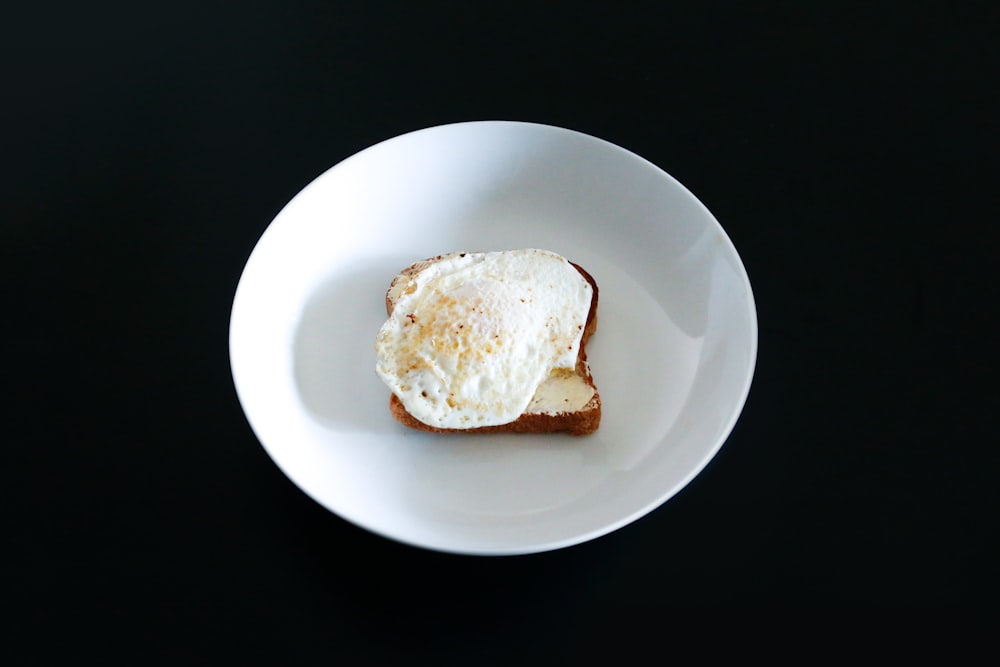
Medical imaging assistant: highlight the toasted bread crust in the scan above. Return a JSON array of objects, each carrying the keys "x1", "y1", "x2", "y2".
[
  {"x1": 388, "y1": 392, "x2": 601, "y2": 435},
  {"x1": 383, "y1": 252, "x2": 601, "y2": 435}
]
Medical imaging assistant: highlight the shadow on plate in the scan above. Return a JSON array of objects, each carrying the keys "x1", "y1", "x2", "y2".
[{"x1": 292, "y1": 260, "x2": 399, "y2": 433}]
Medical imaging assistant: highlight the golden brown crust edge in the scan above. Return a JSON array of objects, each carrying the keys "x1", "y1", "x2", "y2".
[
  {"x1": 383, "y1": 254, "x2": 601, "y2": 436},
  {"x1": 388, "y1": 393, "x2": 601, "y2": 436}
]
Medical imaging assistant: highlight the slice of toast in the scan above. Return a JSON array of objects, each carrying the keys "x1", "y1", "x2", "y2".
[{"x1": 383, "y1": 253, "x2": 601, "y2": 435}]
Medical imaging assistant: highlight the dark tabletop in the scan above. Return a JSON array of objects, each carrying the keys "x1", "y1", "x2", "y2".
[{"x1": 5, "y1": 1, "x2": 998, "y2": 660}]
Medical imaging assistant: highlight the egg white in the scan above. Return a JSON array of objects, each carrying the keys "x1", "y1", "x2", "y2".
[{"x1": 375, "y1": 249, "x2": 593, "y2": 429}]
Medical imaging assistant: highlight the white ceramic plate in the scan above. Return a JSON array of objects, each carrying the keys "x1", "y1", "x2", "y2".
[{"x1": 229, "y1": 121, "x2": 757, "y2": 555}]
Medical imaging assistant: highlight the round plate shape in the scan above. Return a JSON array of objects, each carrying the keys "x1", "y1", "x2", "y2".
[{"x1": 229, "y1": 121, "x2": 757, "y2": 555}]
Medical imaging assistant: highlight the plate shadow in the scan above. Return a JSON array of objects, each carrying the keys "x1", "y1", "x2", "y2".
[{"x1": 292, "y1": 260, "x2": 400, "y2": 433}]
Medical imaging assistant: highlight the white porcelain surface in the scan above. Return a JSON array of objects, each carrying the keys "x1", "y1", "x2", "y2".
[{"x1": 229, "y1": 121, "x2": 757, "y2": 555}]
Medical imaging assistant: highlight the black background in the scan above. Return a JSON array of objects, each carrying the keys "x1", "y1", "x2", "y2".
[{"x1": 5, "y1": 1, "x2": 998, "y2": 660}]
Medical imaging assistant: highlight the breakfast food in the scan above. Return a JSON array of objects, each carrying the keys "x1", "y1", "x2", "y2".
[{"x1": 375, "y1": 249, "x2": 601, "y2": 435}]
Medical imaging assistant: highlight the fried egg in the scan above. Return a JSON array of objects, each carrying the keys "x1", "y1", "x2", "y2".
[{"x1": 375, "y1": 249, "x2": 593, "y2": 429}]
